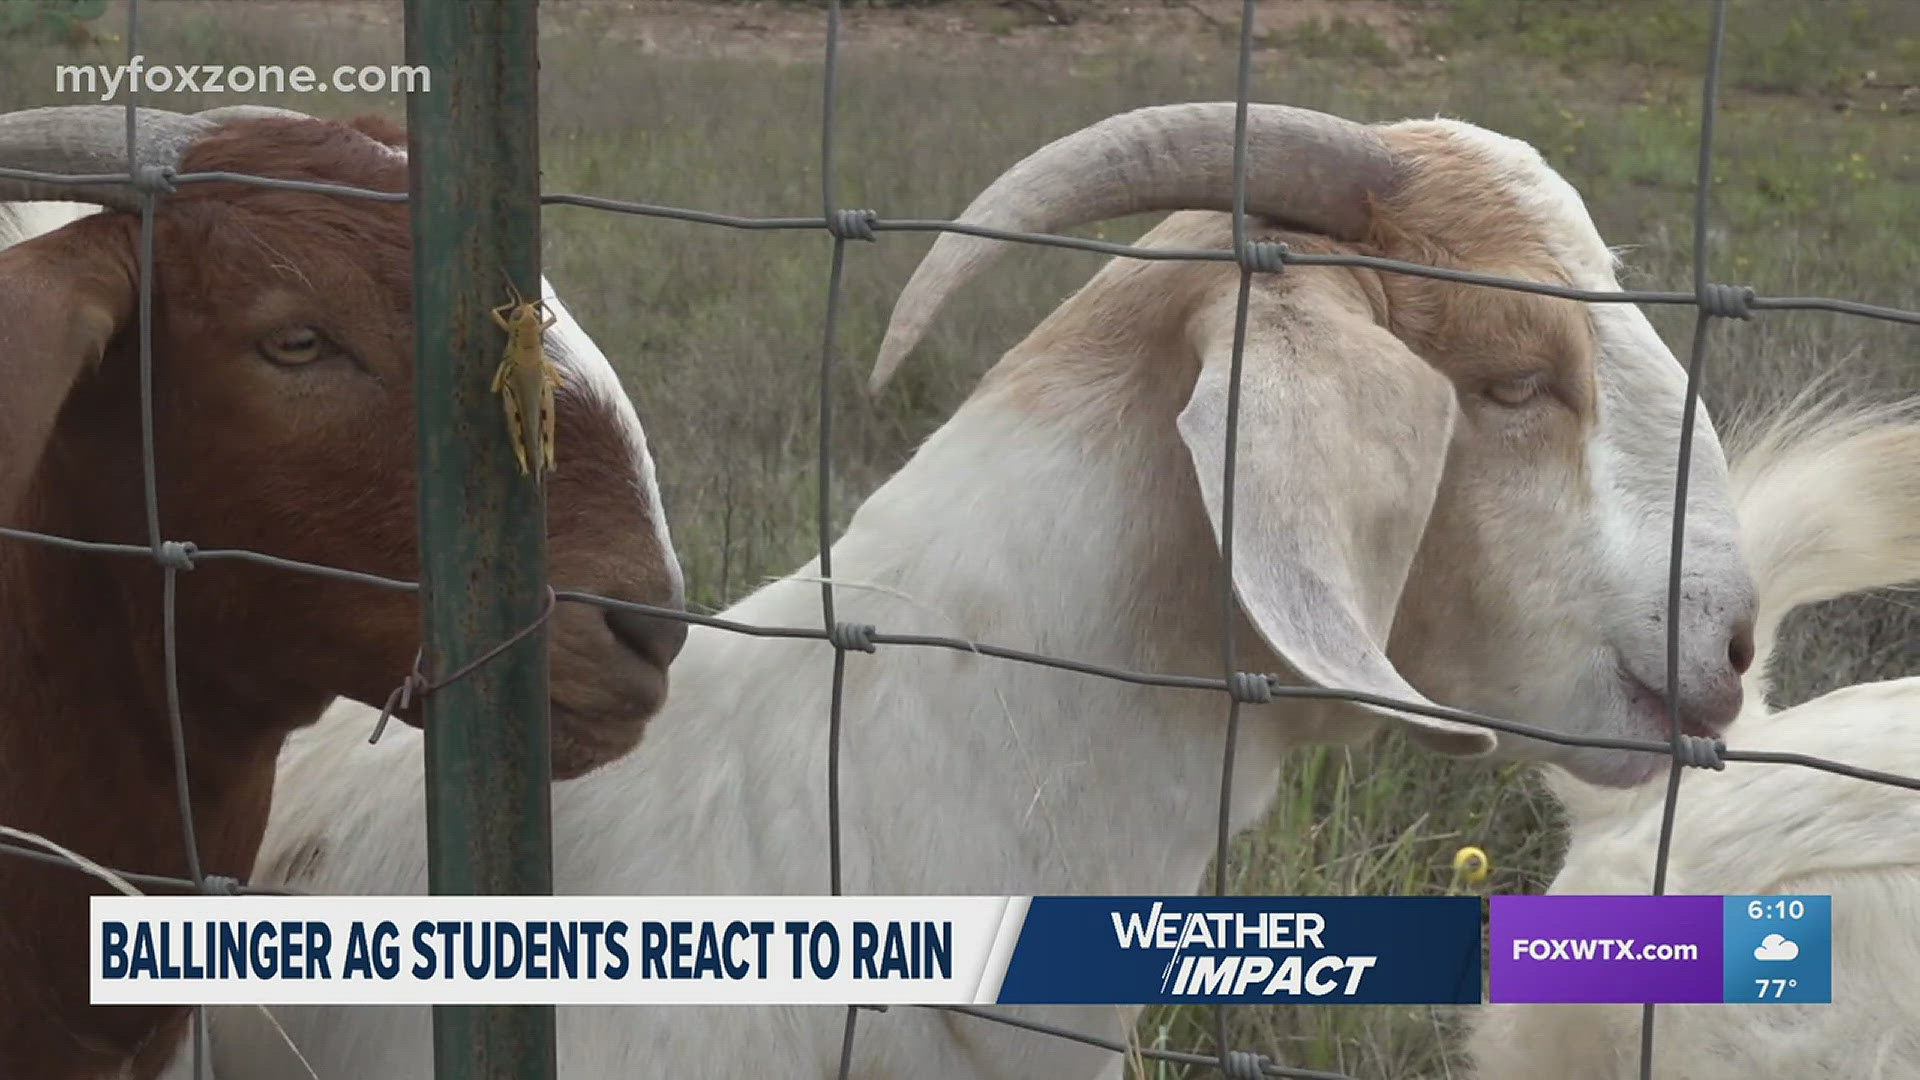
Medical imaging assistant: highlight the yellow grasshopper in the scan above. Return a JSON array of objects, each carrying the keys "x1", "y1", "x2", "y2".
[{"x1": 490, "y1": 275, "x2": 559, "y2": 479}]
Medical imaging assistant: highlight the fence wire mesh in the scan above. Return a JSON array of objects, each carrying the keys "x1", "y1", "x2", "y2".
[{"x1": 1, "y1": 0, "x2": 1918, "y2": 1078}]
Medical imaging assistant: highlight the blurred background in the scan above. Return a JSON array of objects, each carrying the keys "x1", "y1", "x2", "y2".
[{"x1": 4, "y1": 1, "x2": 1915, "y2": 1073}]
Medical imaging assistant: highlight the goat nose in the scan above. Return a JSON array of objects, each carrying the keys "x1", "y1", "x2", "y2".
[
  {"x1": 604, "y1": 608, "x2": 689, "y2": 669},
  {"x1": 1684, "y1": 678, "x2": 1743, "y2": 735},
  {"x1": 1727, "y1": 618, "x2": 1755, "y2": 675},
  {"x1": 1681, "y1": 616, "x2": 1752, "y2": 735}
]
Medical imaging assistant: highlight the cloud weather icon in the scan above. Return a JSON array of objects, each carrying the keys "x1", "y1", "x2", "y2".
[{"x1": 1754, "y1": 934, "x2": 1800, "y2": 962}]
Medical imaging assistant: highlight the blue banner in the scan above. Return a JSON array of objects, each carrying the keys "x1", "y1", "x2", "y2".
[
  {"x1": 994, "y1": 896, "x2": 1481, "y2": 1005},
  {"x1": 90, "y1": 894, "x2": 1483, "y2": 1007}
]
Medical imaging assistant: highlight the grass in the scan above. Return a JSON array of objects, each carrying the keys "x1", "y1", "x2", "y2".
[
  {"x1": 6, "y1": 1, "x2": 1918, "y2": 1076},
  {"x1": 1408, "y1": 0, "x2": 1920, "y2": 97}
]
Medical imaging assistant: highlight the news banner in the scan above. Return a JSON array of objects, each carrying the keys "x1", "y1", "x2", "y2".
[{"x1": 91, "y1": 894, "x2": 1830, "y2": 1006}]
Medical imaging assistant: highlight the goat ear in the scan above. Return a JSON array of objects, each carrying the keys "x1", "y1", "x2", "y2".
[
  {"x1": 0, "y1": 224, "x2": 133, "y2": 521},
  {"x1": 1175, "y1": 280, "x2": 1495, "y2": 756}
]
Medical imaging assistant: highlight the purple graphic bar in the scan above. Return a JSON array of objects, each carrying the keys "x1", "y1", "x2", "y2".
[{"x1": 1489, "y1": 895, "x2": 1723, "y2": 1003}]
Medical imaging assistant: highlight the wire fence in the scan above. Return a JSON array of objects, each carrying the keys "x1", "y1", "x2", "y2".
[{"x1": 1, "y1": 0, "x2": 1918, "y2": 1078}]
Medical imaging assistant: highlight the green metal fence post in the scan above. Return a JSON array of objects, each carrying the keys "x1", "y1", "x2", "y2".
[{"x1": 402, "y1": 1, "x2": 555, "y2": 1078}]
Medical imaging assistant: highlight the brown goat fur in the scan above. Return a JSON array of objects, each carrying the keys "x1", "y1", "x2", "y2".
[{"x1": 0, "y1": 115, "x2": 681, "y2": 1079}]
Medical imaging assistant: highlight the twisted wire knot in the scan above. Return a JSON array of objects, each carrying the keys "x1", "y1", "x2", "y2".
[
  {"x1": 1220, "y1": 1049, "x2": 1270, "y2": 1080},
  {"x1": 1235, "y1": 240, "x2": 1288, "y2": 275},
  {"x1": 369, "y1": 649, "x2": 429, "y2": 745},
  {"x1": 155, "y1": 540, "x2": 197, "y2": 571},
  {"x1": 1227, "y1": 671, "x2": 1274, "y2": 704},
  {"x1": 827, "y1": 209, "x2": 877, "y2": 242},
  {"x1": 365, "y1": 591, "x2": 557, "y2": 745},
  {"x1": 1674, "y1": 733, "x2": 1727, "y2": 770},
  {"x1": 198, "y1": 874, "x2": 243, "y2": 896},
  {"x1": 131, "y1": 164, "x2": 176, "y2": 195},
  {"x1": 829, "y1": 622, "x2": 877, "y2": 653},
  {"x1": 1697, "y1": 283, "x2": 1755, "y2": 320}
]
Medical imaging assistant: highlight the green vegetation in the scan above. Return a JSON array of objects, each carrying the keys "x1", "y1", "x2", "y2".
[
  {"x1": 1411, "y1": 0, "x2": 1919, "y2": 96},
  {"x1": 0, "y1": 0, "x2": 107, "y2": 44},
  {"x1": 1280, "y1": 14, "x2": 1399, "y2": 64},
  {"x1": 4, "y1": 2, "x2": 1914, "y2": 1075}
]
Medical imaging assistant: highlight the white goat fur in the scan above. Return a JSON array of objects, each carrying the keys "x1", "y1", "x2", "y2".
[
  {"x1": 201, "y1": 113, "x2": 1764, "y2": 1078},
  {"x1": 0, "y1": 201, "x2": 95, "y2": 246},
  {"x1": 1465, "y1": 394, "x2": 1920, "y2": 1080}
]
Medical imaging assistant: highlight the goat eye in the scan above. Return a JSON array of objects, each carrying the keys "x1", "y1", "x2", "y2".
[
  {"x1": 258, "y1": 327, "x2": 328, "y2": 366},
  {"x1": 1485, "y1": 377, "x2": 1544, "y2": 408}
]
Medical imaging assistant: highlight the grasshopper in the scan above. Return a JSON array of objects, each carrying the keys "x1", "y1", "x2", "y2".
[{"x1": 490, "y1": 276, "x2": 559, "y2": 479}]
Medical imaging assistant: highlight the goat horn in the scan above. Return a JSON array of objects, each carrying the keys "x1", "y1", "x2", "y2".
[
  {"x1": 0, "y1": 105, "x2": 216, "y2": 213},
  {"x1": 868, "y1": 102, "x2": 1402, "y2": 392},
  {"x1": 193, "y1": 105, "x2": 319, "y2": 124}
]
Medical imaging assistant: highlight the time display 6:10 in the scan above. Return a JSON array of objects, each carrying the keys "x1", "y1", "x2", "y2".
[{"x1": 1746, "y1": 898, "x2": 1807, "y2": 920}]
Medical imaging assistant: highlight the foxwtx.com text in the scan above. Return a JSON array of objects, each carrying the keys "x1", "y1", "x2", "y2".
[{"x1": 1510, "y1": 937, "x2": 1701, "y2": 962}]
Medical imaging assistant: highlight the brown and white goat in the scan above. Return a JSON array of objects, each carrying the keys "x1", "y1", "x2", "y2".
[
  {"x1": 0, "y1": 105, "x2": 685, "y2": 1080},
  {"x1": 216, "y1": 102, "x2": 1760, "y2": 1079}
]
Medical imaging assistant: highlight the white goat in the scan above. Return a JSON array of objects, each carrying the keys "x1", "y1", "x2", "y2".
[
  {"x1": 1465, "y1": 394, "x2": 1920, "y2": 1080},
  {"x1": 208, "y1": 102, "x2": 1760, "y2": 1078},
  {"x1": 0, "y1": 200, "x2": 96, "y2": 246}
]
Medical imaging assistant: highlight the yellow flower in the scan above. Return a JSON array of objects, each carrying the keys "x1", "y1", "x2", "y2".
[{"x1": 1451, "y1": 846, "x2": 1491, "y2": 889}]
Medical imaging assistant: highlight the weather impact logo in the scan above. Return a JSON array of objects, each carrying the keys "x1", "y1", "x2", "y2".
[
  {"x1": 1110, "y1": 902, "x2": 1378, "y2": 999},
  {"x1": 988, "y1": 896, "x2": 1482, "y2": 1006}
]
